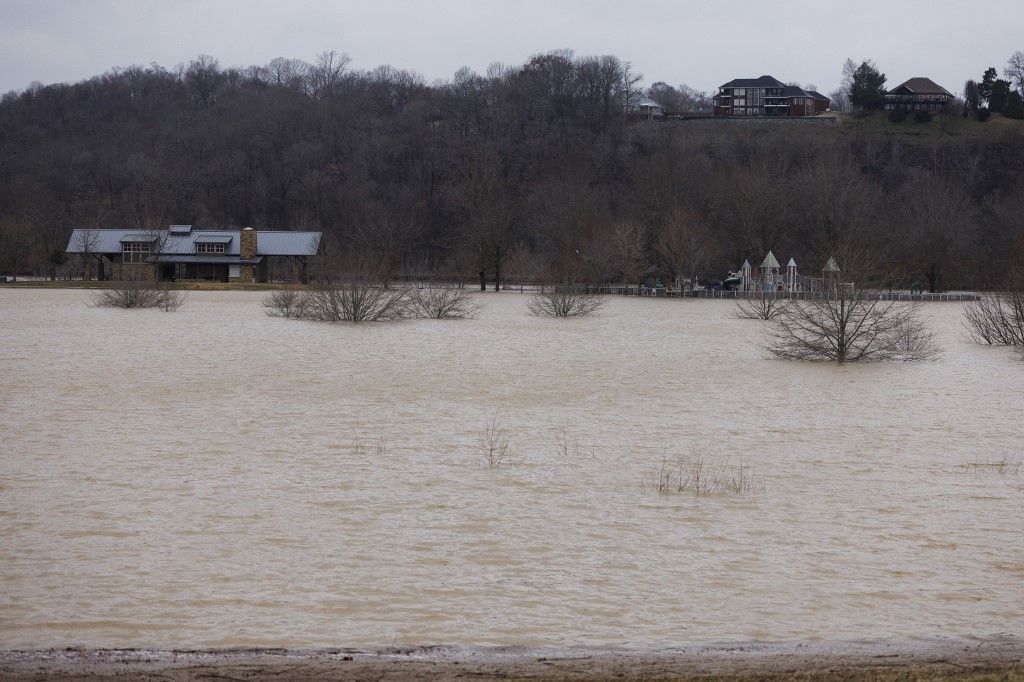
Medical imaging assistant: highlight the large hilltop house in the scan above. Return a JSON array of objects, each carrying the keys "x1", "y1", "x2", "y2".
[
  {"x1": 66, "y1": 225, "x2": 321, "y2": 283},
  {"x1": 884, "y1": 78, "x2": 954, "y2": 113},
  {"x1": 712, "y1": 75, "x2": 829, "y2": 117}
]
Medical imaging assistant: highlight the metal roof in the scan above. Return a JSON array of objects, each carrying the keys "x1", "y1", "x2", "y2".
[
  {"x1": 67, "y1": 228, "x2": 321, "y2": 257},
  {"x1": 256, "y1": 231, "x2": 322, "y2": 256},
  {"x1": 761, "y1": 251, "x2": 780, "y2": 269}
]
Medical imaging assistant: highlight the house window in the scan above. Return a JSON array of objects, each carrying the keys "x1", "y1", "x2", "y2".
[
  {"x1": 734, "y1": 88, "x2": 745, "y2": 96},
  {"x1": 122, "y1": 241, "x2": 150, "y2": 263},
  {"x1": 196, "y1": 243, "x2": 226, "y2": 254}
]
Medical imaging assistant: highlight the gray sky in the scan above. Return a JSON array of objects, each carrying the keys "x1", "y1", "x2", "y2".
[{"x1": 1, "y1": 0, "x2": 1021, "y2": 96}]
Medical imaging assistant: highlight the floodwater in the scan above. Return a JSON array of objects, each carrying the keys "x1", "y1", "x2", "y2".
[{"x1": 0, "y1": 289, "x2": 1021, "y2": 649}]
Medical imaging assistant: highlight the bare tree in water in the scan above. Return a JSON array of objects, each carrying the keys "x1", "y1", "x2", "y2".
[
  {"x1": 737, "y1": 291, "x2": 789, "y2": 320},
  {"x1": 765, "y1": 251, "x2": 937, "y2": 363},
  {"x1": 529, "y1": 285, "x2": 606, "y2": 318},
  {"x1": 964, "y1": 265, "x2": 1024, "y2": 349}
]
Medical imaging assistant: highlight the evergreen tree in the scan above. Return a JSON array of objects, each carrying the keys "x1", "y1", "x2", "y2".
[
  {"x1": 978, "y1": 67, "x2": 998, "y2": 107},
  {"x1": 1004, "y1": 91, "x2": 1024, "y2": 120},
  {"x1": 989, "y1": 79, "x2": 1011, "y2": 113},
  {"x1": 849, "y1": 61, "x2": 887, "y2": 111}
]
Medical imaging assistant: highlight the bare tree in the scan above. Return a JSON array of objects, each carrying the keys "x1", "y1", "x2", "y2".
[
  {"x1": 1005, "y1": 51, "x2": 1024, "y2": 99},
  {"x1": 263, "y1": 289, "x2": 310, "y2": 319},
  {"x1": 606, "y1": 220, "x2": 647, "y2": 284},
  {"x1": 645, "y1": 82, "x2": 711, "y2": 112},
  {"x1": 963, "y1": 266, "x2": 1024, "y2": 347},
  {"x1": 528, "y1": 286, "x2": 606, "y2": 317},
  {"x1": 656, "y1": 205, "x2": 712, "y2": 291},
  {"x1": 72, "y1": 228, "x2": 102, "y2": 281},
  {"x1": 308, "y1": 50, "x2": 351, "y2": 99},
  {"x1": 736, "y1": 292, "x2": 789, "y2": 320},
  {"x1": 352, "y1": 213, "x2": 421, "y2": 285},
  {"x1": 765, "y1": 255, "x2": 937, "y2": 363},
  {"x1": 305, "y1": 280, "x2": 410, "y2": 322},
  {"x1": 93, "y1": 278, "x2": 185, "y2": 311},
  {"x1": 0, "y1": 217, "x2": 34, "y2": 281},
  {"x1": 410, "y1": 286, "x2": 482, "y2": 319},
  {"x1": 478, "y1": 416, "x2": 515, "y2": 468}
]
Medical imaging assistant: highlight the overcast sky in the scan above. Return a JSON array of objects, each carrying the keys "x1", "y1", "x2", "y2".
[{"x1": 1, "y1": 0, "x2": 1021, "y2": 96}]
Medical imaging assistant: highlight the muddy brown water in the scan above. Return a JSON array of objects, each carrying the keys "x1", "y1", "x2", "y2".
[{"x1": 0, "y1": 289, "x2": 1021, "y2": 649}]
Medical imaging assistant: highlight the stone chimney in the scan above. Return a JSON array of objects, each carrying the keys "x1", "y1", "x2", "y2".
[
  {"x1": 240, "y1": 227, "x2": 257, "y2": 260},
  {"x1": 238, "y1": 227, "x2": 257, "y2": 283}
]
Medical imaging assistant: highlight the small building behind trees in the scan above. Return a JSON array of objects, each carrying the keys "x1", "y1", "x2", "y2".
[
  {"x1": 884, "y1": 78, "x2": 954, "y2": 113},
  {"x1": 65, "y1": 225, "x2": 321, "y2": 283}
]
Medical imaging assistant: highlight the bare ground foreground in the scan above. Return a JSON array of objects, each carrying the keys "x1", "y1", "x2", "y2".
[{"x1": 2, "y1": 638, "x2": 1023, "y2": 681}]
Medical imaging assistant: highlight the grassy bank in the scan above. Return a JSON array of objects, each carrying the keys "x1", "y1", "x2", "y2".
[
  {"x1": 2, "y1": 642, "x2": 1022, "y2": 681},
  {"x1": 836, "y1": 111, "x2": 1024, "y2": 137}
]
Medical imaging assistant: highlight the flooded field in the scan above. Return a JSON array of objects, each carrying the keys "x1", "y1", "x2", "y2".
[{"x1": 0, "y1": 288, "x2": 1022, "y2": 649}]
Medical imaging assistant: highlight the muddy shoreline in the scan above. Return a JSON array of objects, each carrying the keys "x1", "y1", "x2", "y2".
[{"x1": 3, "y1": 637, "x2": 1023, "y2": 680}]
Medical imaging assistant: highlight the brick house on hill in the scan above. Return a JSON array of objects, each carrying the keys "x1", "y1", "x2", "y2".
[
  {"x1": 713, "y1": 75, "x2": 827, "y2": 117},
  {"x1": 884, "y1": 78, "x2": 954, "y2": 113}
]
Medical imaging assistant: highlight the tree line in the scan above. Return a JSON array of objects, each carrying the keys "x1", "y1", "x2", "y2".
[{"x1": 0, "y1": 50, "x2": 1022, "y2": 291}]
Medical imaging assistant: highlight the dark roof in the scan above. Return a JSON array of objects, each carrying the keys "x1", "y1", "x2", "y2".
[
  {"x1": 887, "y1": 77, "x2": 953, "y2": 97},
  {"x1": 782, "y1": 85, "x2": 812, "y2": 98},
  {"x1": 807, "y1": 90, "x2": 830, "y2": 102},
  {"x1": 719, "y1": 75, "x2": 787, "y2": 89}
]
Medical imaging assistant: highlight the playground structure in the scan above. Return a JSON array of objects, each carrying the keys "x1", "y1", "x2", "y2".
[{"x1": 726, "y1": 251, "x2": 840, "y2": 294}]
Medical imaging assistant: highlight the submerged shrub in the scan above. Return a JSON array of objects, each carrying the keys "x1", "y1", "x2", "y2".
[
  {"x1": 265, "y1": 282, "x2": 482, "y2": 322},
  {"x1": 263, "y1": 289, "x2": 309, "y2": 319},
  {"x1": 93, "y1": 279, "x2": 186, "y2": 311},
  {"x1": 528, "y1": 286, "x2": 606, "y2": 318},
  {"x1": 410, "y1": 286, "x2": 482, "y2": 319},
  {"x1": 263, "y1": 283, "x2": 409, "y2": 322},
  {"x1": 641, "y1": 455, "x2": 764, "y2": 496},
  {"x1": 478, "y1": 416, "x2": 515, "y2": 468}
]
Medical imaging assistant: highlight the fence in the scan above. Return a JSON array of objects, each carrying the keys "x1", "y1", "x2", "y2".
[{"x1": 572, "y1": 285, "x2": 978, "y2": 302}]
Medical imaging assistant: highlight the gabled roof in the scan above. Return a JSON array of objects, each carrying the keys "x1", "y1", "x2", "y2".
[
  {"x1": 806, "y1": 90, "x2": 830, "y2": 102},
  {"x1": 782, "y1": 85, "x2": 812, "y2": 98},
  {"x1": 719, "y1": 75, "x2": 787, "y2": 89},
  {"x1": 887, "y1": 77, "x2": 953, "y2": 97},
  {"x1": 761, "y1": 251, "x2": 780, "y2": 269},
  {"x1": 636, "y1": 96, "x2": 663, "y2": 109},
  {"x1": 67, "y1": 228, "x2": 322, "y2": 257}
]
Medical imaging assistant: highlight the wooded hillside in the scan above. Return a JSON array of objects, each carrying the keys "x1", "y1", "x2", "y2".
[{"x1": 1, "y1": 51, "x2": 1022, "y2": 290}]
